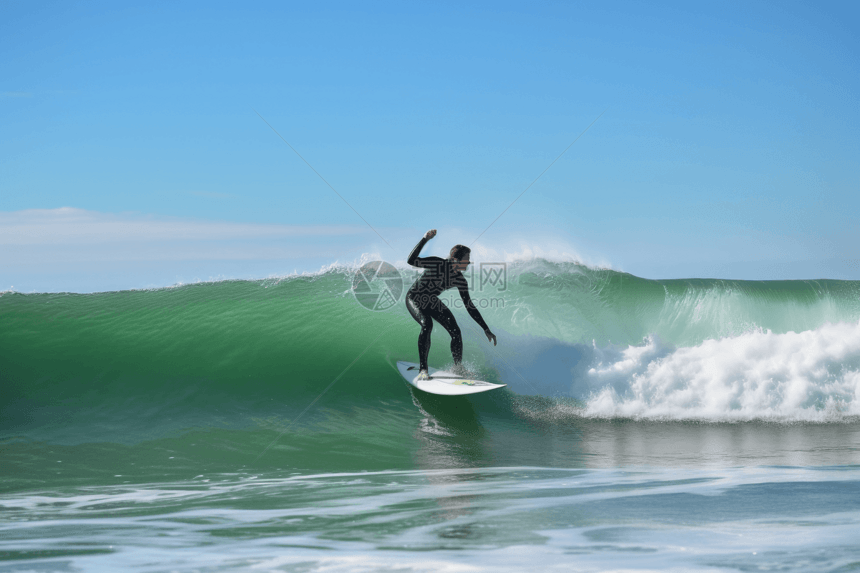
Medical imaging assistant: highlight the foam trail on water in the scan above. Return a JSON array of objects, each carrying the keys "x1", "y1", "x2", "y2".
[{"x1": 583, "y1": 320, "x2": 860, "y2": 422}]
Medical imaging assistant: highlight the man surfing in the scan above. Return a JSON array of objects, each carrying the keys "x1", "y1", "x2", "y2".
[{"x1": 406, "y1": 229, "x2": 497, "y2": 380}]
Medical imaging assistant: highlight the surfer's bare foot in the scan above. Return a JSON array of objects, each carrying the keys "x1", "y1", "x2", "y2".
[{"x1": 415, "y1": 370, "x2": 430, "y2": 381}]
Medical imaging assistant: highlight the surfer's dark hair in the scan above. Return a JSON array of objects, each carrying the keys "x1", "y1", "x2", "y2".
[{"x1": 449, "y1": 244, "x2": 470, "y2": 261}]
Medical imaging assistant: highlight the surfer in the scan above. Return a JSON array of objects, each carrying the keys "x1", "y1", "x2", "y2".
[{"x1": 406, "y1": 229, "x2": 497, "y2": 380}]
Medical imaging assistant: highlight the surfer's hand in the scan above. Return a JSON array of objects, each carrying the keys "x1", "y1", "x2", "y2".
[
  {"x1": 485, "y1": 329, "x2": 497, "y2": 346},
  {"x1": 424, "y1": 229, "x2": 437, "y2": 240}
]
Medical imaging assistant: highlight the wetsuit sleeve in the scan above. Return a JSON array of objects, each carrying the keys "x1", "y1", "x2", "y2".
[
  {"x1": 458, "y1": 284, "x2": 490, "y2": 331},
  {"x1": 407, "y1": 237, "x2": 434, "y2": 268}
]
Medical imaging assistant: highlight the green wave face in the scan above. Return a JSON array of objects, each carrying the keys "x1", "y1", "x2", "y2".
[
  {"x1": 2, "y1": 262, "x2": 859, "y2": 483},
  {"x1": 485, "y1": 261, "x2": 860, "y2": 346},
  {"x1": 3, "y1": 264, "x2": 859, "y2": 407}
]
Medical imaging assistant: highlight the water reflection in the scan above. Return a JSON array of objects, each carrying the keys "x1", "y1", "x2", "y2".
[
  {"x1": 408, "y1": 386, "x2": 860, "y2": 470},
  {"x1": 575, "y1": 419, "x2": 860, "y2": 467},
  {"x1": 410, "y1": 390, "x2": 486, "y2": 470}
]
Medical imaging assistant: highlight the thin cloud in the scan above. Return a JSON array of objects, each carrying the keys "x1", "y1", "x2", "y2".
[{"x1": 0, "y1": 208, "x2": 366, "y2": 245}]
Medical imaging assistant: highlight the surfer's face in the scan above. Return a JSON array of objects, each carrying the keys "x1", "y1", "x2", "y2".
[{"x1": 452, "y1": 257, "x2": 470, "y2": 272}]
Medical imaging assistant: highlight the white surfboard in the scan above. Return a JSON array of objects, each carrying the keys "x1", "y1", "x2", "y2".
[{"x1": 396, "y1": 361, "x2": 506, "y2": 396}]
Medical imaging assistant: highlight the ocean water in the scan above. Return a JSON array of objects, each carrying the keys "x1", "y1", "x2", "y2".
[{"x1": 2, "y1": 261, "x2": 860, "y2": 572}]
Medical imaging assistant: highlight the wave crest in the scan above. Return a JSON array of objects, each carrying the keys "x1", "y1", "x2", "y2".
[{"x1": 582, "y1": 321, "x2": 860, "y2": 422}]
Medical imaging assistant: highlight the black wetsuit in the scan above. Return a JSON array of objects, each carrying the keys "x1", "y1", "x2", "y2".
[{"x1": 405, "y1": 237, "x2": 489, "y2": 372}]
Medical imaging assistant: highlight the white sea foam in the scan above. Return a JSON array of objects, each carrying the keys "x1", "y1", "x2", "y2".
[
  {"x1": 4, "y1": 467, "x2": 860, "y2": 572},
  {"x1": 582, "y1": 320, "x2": 860, "y2": 422},
  {"x1": 343, "y1": 244, "x2": 599, "y2": 272}
]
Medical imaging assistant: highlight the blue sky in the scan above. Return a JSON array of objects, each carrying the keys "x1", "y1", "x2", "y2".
[{"x1": 2, "y1": 0, "x2": 858, "y2": 291}]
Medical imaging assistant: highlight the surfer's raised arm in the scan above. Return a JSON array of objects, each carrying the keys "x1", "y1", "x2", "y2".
[{"x1": 407, "y1": 229, "x2": 438, "y2": 268}]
